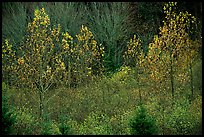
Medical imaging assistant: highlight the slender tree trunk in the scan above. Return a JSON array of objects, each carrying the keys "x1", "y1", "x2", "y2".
[
  {"x1": 170, "y1": 53, "x2": 174, "y2": 99},
  {"x1": 170, "y1": 65, "x2": 174, "y2": 98},
  {"x1": 136, "y1": 63, "x2": 142, "y2": 103},
  {"x1": 68, "y1": 58, "x2": 71, "y2": 89},
  {"x1": 138, "y1": 75, "x2": 142, "y2": 103},
  {"x1": 190, "y1": 61, "x2": 194, "y2": 100},
  {"x1": 39, "y1": 90, "x2": 44, "y2": 119},
  {"x1": 39, "y1": 56, "x2": 45, "y2": 119}
]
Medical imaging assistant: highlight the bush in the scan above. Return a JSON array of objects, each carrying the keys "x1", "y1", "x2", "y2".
[
  {"x1": 41, "y1": 120, "x2": 61, "y2": 135},
  {"x1": 2, "y1": 99, "x2": 16, "y2": 135},
  {"x1": 13, "y1": 106, "x2": 40, "y2": 135},
  {"x1": 2, "y1": 83, "x2": 17, "y2": 135},
  {"x1": 164, "y1": 96, "x2": 202, "y2": 135},
  {"x1": 110, "y1": 110, "x2": 132, "y2": 135},
  {"x1": 129, "y1": 104, "x2": 158, "y2": 135},
  {"x1": 79, "y1": 111, "x2": 112, "y2": 135},
  {"x1": 58, "y1": 115, "x2": 73, "y2": 135}
]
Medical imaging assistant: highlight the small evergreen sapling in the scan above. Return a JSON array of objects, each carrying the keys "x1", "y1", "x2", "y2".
[{"x1": 129, "y1": 104, "x2": 158, "y2": 135}]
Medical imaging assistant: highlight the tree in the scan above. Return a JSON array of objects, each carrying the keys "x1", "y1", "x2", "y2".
[
  {"x1": 2, "y1": 82, "x2": 17, "y2": 135},
  {"x1": 129, "y1": 104, "x2": 158, "y2": 135},
  {"x1": 87, "y1": 2, "x2": 135, "y2": 73},
  {"x1": 14, "y1": 7, "x2": 70, "y2": 118},
  {"x1": 7, "y1": 7, "x2": 105, "y2": 119},
  {"x1": 142, "y1": 2, "x2": 198, "y2": 99},
  {"x1": 123, "y1": 35, "x2": 144, "y2": 102}
]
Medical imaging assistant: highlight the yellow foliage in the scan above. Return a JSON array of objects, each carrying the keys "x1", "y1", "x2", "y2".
[
  {"x1": 110, "y1": 66, "x2": 132, "y2": 84},
  {"x1": 3, "y1": 7, "x2": 104, "y2": 89},
  {"x1": 2, "y1": 39, "x2": 18, "y2": 83},
  {"x1": 123, "y1": 35, "x2": 143, "y2": 67},
  {"x1": 143, "y1": 2, "x2": 199, "y2": 86}
]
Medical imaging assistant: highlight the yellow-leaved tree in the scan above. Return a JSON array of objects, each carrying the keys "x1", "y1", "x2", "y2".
[
  {"x1": 15, "y1": 7, "x2": 70, "y2": 118},
  {"x1": 143, "y1": 2, "x2": 200, "y2": 99},
  {"x1": 123, "y1": 35, "x2": 145, "y2": 102},
  {"x1": 12, "y1": 7, "x2": 105, "y2": 119},
  {"x1": 123, "y1": 2, "x2": 201, "y2": 103}
]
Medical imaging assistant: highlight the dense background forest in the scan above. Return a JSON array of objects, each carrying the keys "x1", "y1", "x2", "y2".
[{"x1": 2, "y1": 2, "x2": 202, "y2": 135}]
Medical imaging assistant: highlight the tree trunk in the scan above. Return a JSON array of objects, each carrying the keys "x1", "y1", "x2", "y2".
[
  {"x1": 190, "y1": 61, "x2": 194, "y2": 100},
  {"x1": 136, "y1": 63, "x2": 142, "y2": 103},
  {"x1": 170, "y1": 53, "x2": 174, "y2": 99},
  {"x1": 39, "y1": 90, "x2": 44, "y2": 119}
]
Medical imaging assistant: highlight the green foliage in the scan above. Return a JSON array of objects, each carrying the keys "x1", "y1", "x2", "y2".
[
  {"x1": 110, "y1": 110, "x2": 132, "y2": 135},
  {"x1": 110, "y1": 66, "x2": 132, "y2": 84},
  {"x1": 13, "y1": 106, "x2": 40, "y2": 135},
  {"x1": 2, "y1": 71, "x2": 202, "y2": 135},
  {"x1": 164, "y1": 96, "x2": 201, "y2": 135},
  {"x1": 79, "y1": 111, "x2": 112, "y2": 135},
  {"x1": 144, "y1": 93, "x2": 202, "y2": 135},
  {"x1": 129, "y1": 104, "x2": 158, "y2": 135},
  {"x1": 2, "y1": 97, "x2": 16, "y2": 135},
  {"x1": 192, "y1": 58, "x2": 202, "y2": 92},
  {"x1": 41, "y1": 120, "x2": 61, "y2": 135},
  {"x1": 2, "y1": 83, "x2": 17, "y2": 135},
  {"x1": 58, "y1": 115, "x2": 73, "y2": 135}
]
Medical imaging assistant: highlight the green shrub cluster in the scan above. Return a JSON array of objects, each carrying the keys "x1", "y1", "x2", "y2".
[
  {"x1": 13, "y1": 106, "x2": 40, "y2": 135},
  {"x1": 145, "y1": 94, "x2": 202, "y2": 135},
  {"x1": 58, "y1": 115, "x2": 73, "y2": 135},
  {"x1": 79, "y1": 111, "x2": 112, "y2": 135},
  {"x1": 2, "y1": 83, "x2": 17, "y2": 135},
  {"x1": 164, "y1": 96, "x2": 202, "y2": 135},
  {"x1": 41, "y1": 120, "x2": 61, "y2": 135}
]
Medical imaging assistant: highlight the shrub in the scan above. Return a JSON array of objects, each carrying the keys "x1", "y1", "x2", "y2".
[
  {"x1": 164, "y1": 96, "x2": 202, "y2": 135},
  {"x1": 13, "y1": 106, "x2": 40, "y2": 135},
  {"x1": 41, "y1": 120, "x2": 61, "y2": 135},
  {"x1": 110, "y1": 110, "x2": 133, "y2": 135},
  {"x1": 58, "y1": 115, "x2": 73, "y2": 135},
  {"x1": 189, "y1": 95, "x2": 202, "y2": 135},
  {"x1": 110, "y1": 66, "x2": 132, "y2": 84},
  {"x1": 129, "y1": 104, "x2": 158, "y2": 135},
  {"x1": 2, "y1": 83, "x2": 17, "y2": 135},
  {"x1": 79, "y1": 111, "x2": 112, "y2": 135},
  {"x1": 2, "y1": 98, "x2": 16, "y2": 135}
]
